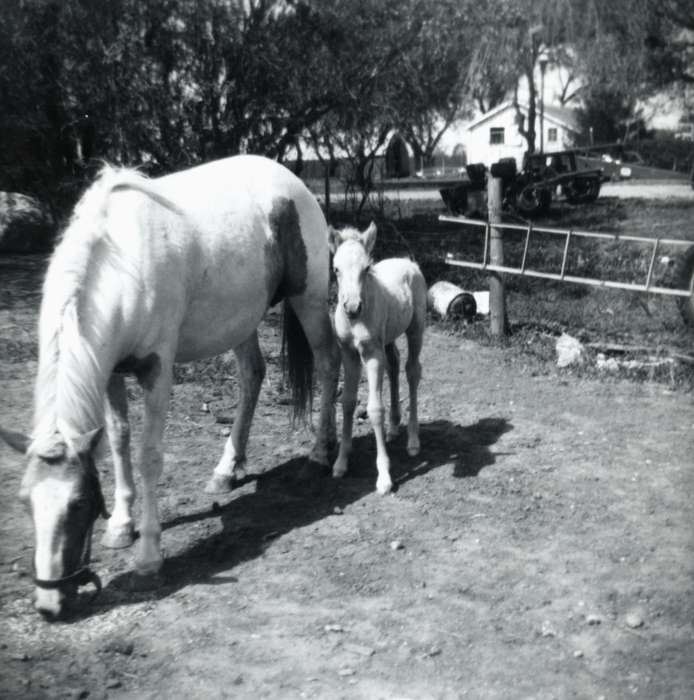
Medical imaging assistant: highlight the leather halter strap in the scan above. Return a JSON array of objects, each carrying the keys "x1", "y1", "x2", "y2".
[{"x1": 33, "y1": 520, "x2": 102, "y2": 595}]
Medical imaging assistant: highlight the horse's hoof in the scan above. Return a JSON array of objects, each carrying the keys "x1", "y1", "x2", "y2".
[
  {"x1": 309, "y1": 444, "x2": 331, "y2": 467},
  {"x1": 101, "y1": 525, "x2": 135, "y2": 549},
  {"x1": 129, "y1": 570, "x2": 164, "y2": 592},
  {"x1": 204, "y1": 474, "x2": 233, "y2": 494}
]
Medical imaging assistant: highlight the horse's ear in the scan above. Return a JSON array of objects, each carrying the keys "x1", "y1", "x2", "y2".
[
  {"x1": 71, "y1": 427, "x2": 104, "y2": 457},
  {"x1": 0, "y1": 426, "x2": 30, "y2": 455},
  {"x1": 328, "y1": 225, "x2": 341, "y2": 255},
  {"x1": 361, "y1": 221, "x2": 378, "y2": 255}
]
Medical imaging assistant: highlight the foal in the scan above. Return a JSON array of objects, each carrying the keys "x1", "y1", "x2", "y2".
[{"x1": 330, "y1": 222, "x2": 426, "y2": 494}]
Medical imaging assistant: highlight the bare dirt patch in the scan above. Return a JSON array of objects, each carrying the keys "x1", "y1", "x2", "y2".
[{"x1": 1, "y1": 254, "x2": 693, "y2": 699}]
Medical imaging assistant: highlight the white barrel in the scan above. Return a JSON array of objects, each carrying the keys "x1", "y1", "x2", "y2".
[{"x1": 427, "y1": 281, "x2": 477, "y2": 319}]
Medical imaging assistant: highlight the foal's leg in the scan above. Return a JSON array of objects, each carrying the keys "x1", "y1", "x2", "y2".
[
  {"x1": 134, "y1": 354, "x2": 174, "y2": 576},
  {"x1": 405, "y1": 326, "x2": 424, "y2": 457},
  {"x1": 102, "y1": 373, "x2": 136, "y2": 549},
  {"x1": 205, "y1": 331, "x2": 265, "y2": 493},
  {"x1": 364, "y1": 350, "x2": 392, "y2": 495},
  {"x1": 384, "y1": 342, "x2": 401, "y2": 441},
  {"x1": 332, "y1": 347, "x2": 360, "y2": 479},
  {"x1": 288, "y1": 297, "x2": 339, "y2": 465}
]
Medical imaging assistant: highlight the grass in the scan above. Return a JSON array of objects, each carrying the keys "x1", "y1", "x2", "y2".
[{"x1": 353, "y1": 194, "x2": 694, "y2": 391}]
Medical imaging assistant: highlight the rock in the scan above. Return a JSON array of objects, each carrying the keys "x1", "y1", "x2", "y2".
[
  {"x1": 573, "y1": 649, "x2": 584, "y2": 658},
  {"x1": 390, "y1": 540, "x2": 404, "y2": 551},
  {"x1": 337, "y1": 667, "x2": 355, "y2": 677},
  {"x1": 540, "y1": 620, "x2": 556, "y2": 637},
  {"x1": 556, "y1": 333, "x2": 585, "y2": 368},
  {"x1": 0, "y1": 192, "x2": 53, "y2": 253},
  {"x1": 324, "y1": 624, "x2": 343, "y2": 633},
  {"x1": 625, "y1": 611, "x2": 645, "y2": 628},
  {"x1": 343, "y1": 642, "x2": 375, "y2": 657},
  {"x1": 586, "y1": 613, "x2": 602, "y2": 626},
  {"x1": 102, "y1": 638, "x2": 135, "y2": 656}
]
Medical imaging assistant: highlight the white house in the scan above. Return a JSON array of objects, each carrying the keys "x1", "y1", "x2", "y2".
[{"x1": 460, "y1": 100, "x2": 580, "y2": 168}]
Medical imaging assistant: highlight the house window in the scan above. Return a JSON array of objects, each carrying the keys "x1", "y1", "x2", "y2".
[
  {"x1": 547, "y1": 127, "x2": 558, "y2": 143},
  {"x1": 489, "y1": 127, "x2": 505, "y2": 145}
]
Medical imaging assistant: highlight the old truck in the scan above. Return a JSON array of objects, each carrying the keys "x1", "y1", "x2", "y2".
[{"x1": 440, "y1": 149, "x2": 609, "y2": 218}]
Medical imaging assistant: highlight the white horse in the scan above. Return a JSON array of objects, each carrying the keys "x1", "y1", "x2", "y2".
[
  {"x1": 0, "y1": 155, "x2": 339, "y2": 619},
  {"x1": 330, "y1": 222, "x2": 426, "y2": 495}
]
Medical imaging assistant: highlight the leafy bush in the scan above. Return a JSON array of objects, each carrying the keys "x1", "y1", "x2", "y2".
[{"x1": 636, "y1": 136, "x2": 694, "y2": 174}]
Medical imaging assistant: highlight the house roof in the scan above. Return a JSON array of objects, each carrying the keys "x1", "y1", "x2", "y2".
[{"x1": 466, "y1": 100, "x2": 580, "y2": 134}]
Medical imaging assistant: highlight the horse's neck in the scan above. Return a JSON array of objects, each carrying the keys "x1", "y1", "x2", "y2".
[{"x1": 33, "y1": 301, "x2": 117, "y2": 441}]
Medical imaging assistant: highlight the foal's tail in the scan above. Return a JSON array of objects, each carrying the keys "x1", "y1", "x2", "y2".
[{"x1": 281, "y1": 301, "x2": 314, "y2": 423}]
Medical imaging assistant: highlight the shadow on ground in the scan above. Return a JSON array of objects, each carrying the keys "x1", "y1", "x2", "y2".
[{"x1": 76, "y1": 416, "x2": 512, "y2": 619}]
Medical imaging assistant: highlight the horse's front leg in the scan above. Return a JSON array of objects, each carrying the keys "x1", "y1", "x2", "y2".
[
  {"x1": 364, "y1": 350, "x2": 392, "y2": 495},
  {"x1": 205, "y1": 332, "x2": 265, "y2": 493},
  {"x1": 134, "y1": 355, "x2": 173, "y2": 577},
  {"x1": 102, "y1": 373, "x2": 136, "y2": 549},
  {"x1": 332, "y1": 347, "x2": 360, "y2": 479}
]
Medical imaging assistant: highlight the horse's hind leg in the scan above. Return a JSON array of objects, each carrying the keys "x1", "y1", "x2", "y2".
[
  {"x1": 385, "y1": 342, "x2": 401, "y2": 441},
  {"x1": 333, "y1": 346, "x2": 360, "y2": 479},
  {"x1": 205, "y1": 331, "x2": 265, "y2": 494},
  {"x1": 102, "y1": 373, "x2": 136, "y2": 549},
  {"x1": 287, "y1": 296, "x2": 339, "y2": 466},
  {"x1": 405, "y1": 293, "x2": 426, "y2": 457}
]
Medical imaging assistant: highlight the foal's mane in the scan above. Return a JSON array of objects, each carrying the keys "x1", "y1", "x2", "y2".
[{"x1": 31, "y1": 165, "x2": 149, "y2": 449}]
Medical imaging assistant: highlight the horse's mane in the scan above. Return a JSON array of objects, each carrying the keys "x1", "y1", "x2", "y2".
[{"x1": 31, "y1": 165, "x2": 150, "y2": 450}]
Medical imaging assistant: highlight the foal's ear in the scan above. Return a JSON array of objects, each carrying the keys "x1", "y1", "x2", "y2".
[
  {"x1": 361, "y1": 221, "x2": 378, "y2": 255},
  {"x1": 328, "y1": 225, "x2": 341, "y2": 255},
  {"x1": 0, "y1": 426, "x2": 30, "y2": 454}
]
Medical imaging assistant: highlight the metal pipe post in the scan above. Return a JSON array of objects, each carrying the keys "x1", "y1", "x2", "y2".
[{"x1": 487, "y1": 175, "x2": 507, "y2": 336}]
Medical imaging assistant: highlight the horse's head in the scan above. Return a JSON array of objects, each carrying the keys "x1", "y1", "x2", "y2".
[
  {"x1": 330, "y1": 221, "x2": 377, "y2": 320},
  {"x1": 0, "y1": 424, "x2": 106, "y2": 620}
]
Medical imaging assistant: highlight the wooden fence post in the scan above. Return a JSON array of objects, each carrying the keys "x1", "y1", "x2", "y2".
[{"x1": 487, "y1": 173, "x2": 507, "y2": 336}]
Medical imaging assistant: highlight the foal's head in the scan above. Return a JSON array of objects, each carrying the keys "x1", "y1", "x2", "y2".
[
  {"x1": 1, "y1": 424, "x2": 106, "y2": 620},
  {"x1": 330, "y1": 221, "x2": 377, "y2": 320}
]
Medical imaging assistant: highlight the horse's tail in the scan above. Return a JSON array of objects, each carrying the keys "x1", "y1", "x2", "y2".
[{"x1": 281, "y1": 301, "x2": 314, "y2": 423}]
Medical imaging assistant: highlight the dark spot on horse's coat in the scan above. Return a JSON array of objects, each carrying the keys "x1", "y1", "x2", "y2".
[
  {"x1": 266, "y1": 197, "x2": 308, "y2": 306},
  {"x1": 114, "y1": 352, "x2": 161, "y2": 391}
]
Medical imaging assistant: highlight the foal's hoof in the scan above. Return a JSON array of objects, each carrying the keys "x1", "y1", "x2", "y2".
[
  {"x1": 332, "y1": 461, "x2": 348, "y2": 479},
  {"x1": 101, "y1": 525, "x2": 135, "y2": 549},
  {"x1": 376, "y1": 478, "x2": 393, "y2": 495},
  {"x1": 204, "y1": 474, "x2": 233, "y2": 494},
  {"x1": 407, "y1": 437, "x2": 420, "y2": 457},
  {"x1": 129, "y1": 571, "x2": 164, "y2": 592},
  {"x1": 386, "y1": 425, "x2": 401, "y2": 443}
]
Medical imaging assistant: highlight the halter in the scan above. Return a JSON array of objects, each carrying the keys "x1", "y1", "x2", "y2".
[
  {"x1": 33, "y1": 521, "x2": 102, "y2": 594},
  {"x1": 33, "y1": 472, "x2": 109, "y2": 596}
]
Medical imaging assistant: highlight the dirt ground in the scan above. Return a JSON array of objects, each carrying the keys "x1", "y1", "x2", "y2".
[{"x1": 1, "y1": 254, "x2": 693, "y2": 700}]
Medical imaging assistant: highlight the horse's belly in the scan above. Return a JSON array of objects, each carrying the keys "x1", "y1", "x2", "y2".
[
  {"x1": 175, "y1": 309, "x2": 264, "y2": 361},
  {"x1": 175, "y1": 287, "x2": 267, "y2": 362}
]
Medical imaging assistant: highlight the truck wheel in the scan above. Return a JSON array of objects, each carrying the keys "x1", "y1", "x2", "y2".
[
  {"x1": 675, "y1": 245, "x2": 694, "y2": 325},
  {"x1": 516, "y1": 184, "x2": 550, "y2": 217}
]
